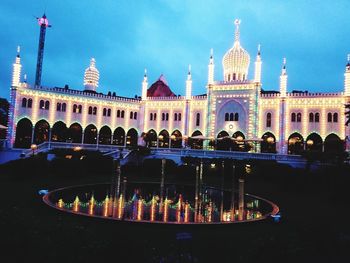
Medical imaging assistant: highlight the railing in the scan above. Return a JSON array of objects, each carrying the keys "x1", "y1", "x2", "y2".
[{"x1": 149, "y1": 148, "x2": 304, "y2": 162}]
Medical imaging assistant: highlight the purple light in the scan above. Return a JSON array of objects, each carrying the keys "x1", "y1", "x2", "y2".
[{"x1": 38, "y1": 15, "x2": 49, "y2": 27}]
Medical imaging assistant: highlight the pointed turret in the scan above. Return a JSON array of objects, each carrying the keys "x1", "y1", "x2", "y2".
[
  {"x1": 186, "y1": 65, "x2": 192, "y2": 100},
  {"x1": 254, "y1": 44, "x2": 262, "y2": 83},
  {"x1": 84, "y1": 58, "x2": 99, "y2": 92},
  {"x1": 142, "y1": 69, "x2": 148, "y2": 100},
  {"x1": 208, "y1": 48, "x2": 215, "y2": 84},
  {"x1": 344, "y1": 54, "x2": 350, "y2": 96},
  {"x1": 279, "y1": 58, "x2": 287, "y2": 97},
  {"x1": 12, "y1": 46, "x2": 22, "y2": 87}
]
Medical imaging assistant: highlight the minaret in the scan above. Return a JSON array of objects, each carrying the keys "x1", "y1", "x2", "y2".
[
  {"x1": 186, "y1": 65, "x2": 192, "y2": 100},
  {"x1": 142, "y1": 69, "x2": 148, "y2": 100},
  {"x1": 84, "y1": 58, "x2": 100, "y2": 92},
  {"x1": 345, "y1": 54, "x2": 350, "y2": 96},
  {"x1": 254, "y1": 44, "x2": 262, "y2": 83},
  {"x1": 34, "y1": 14, "x2": 51, "y2": 87},
  {"x1": 11, "y1": 46, "x2": 22, "y2": 87},
  {"x1": 208, "y1": 49, "x2": 214, "y2": 84},
  {"x1": 279, "y1": 58, "x2": 287, "y2": 97}
]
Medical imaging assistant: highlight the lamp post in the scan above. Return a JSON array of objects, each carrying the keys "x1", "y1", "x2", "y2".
[{"x1": 30, "y1": 144, "x2": 37, "y2": 156}]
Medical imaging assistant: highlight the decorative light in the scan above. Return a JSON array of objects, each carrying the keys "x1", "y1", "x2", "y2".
[
  {"x1": 84, "y1": 58, "x2": 99, "y2": 92},
  {"x1": 306, "y1": 139, "x2": 314, "y2": 146},
  {"x1": 73, "y1": 196, "x2": 80, "y2": 212}
]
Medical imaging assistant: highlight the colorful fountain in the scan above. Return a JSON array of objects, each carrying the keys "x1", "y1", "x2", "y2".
[{"x1": 43, "y1": 159, "x2": 279, "y2": 224}]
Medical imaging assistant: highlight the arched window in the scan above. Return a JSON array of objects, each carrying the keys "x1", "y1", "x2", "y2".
[
  {"x1": 73, "y1": 104, "x2": 77, "y2": 113},
  {"x1": 228, "y1": 74, "x2": 231, "y2": 82},
  {"x1": 88, "y1": 106, "x2": 93, "y2": 115},
  {"x1": 333, "y1": 112, "x2": 338, "y2": 123},
  {"x1": 266, "y1": 112, "x2": 272, "y2": 127},
  {"x1": 45, "y1": 101, "x2": 50, "y2": 110},
  {"x1": 174, "y1": 113, "x2": 178, "y2": 121},
  {"x1": 103, "y1": 108, "x2": 107, "y2": 116},
  {"x1": 121, "y1": 110, "x2": 124, "y2": 118},
  {"x1": 134, "y1": 112, "x2": 137, "y2": 120},
  {"x1": 56, "y1": 102, "x2": 61, "y2": 111},
  {"x1": 22, "y1": 98, "x2": 27, "y2": 108},
  {"x1": 229, "y1": 113, "x2": 234, "y2": 121},
  {"x1": 39, "y1": 100, "x2": 45, "y2": 109},
  {"x1": 107, "y1": 109, "x2": 111, "y2": 117},
  {"x1": 150, "y1": 113, "x2": 153, "y2": 121},
  {"x1": 309, "y1": 112, "x2": 314, "y2": 122},
  {"x1": 93, "y1": 107, "x2": 97, "y2": 115},
  {"x1": 62, "y1": 103, "x2": 66, "y2": 112},
  {"x1": 296, "y1": 113, "x2": 301, "y2": 122},
  {"x1": 225, "y1": 113, "x2": 229, "y2": 121},
  {"x1": 234, "y1": 113, "x2": 239, "y2": 121},
  {"x1": 327, "y1": 112, "x2": 332, "y2": 123},
  {"x1": 178, "y1": 113, "x2": 181, "y2": 121},
  {"x1": 162, "y1": 113, "x2": 165, "y2": 121},
  {"x1": 117, "y1": 110, "x2": 120, "y2": 118},
  {"x1": 78, "y1": 105, "x2": 82, "y2": 114},
  {"x1": 27, "y1": 99, "x2": 32, "y2": 108},
  {"x1": 291, "y1": 113, "x2": 296, "y2": 122},
  {"x1": 166, "y1": 113, "x2": 169, "y2": 121},
  {"x1": 154, "y1": 113, "x2": 157, "y2": 121},
  {"x1": 196, "y1": 113, "x2": 200, "y2": 126},
  {"x1": 130, "y1": 111, "x2": 133, "y2": 119},
  {"x1": 233, "y1": 73, "x2": 236, "y2": 80},
  {"x1": 315, "y1": 113, "x2": 320, "y2": 123}
]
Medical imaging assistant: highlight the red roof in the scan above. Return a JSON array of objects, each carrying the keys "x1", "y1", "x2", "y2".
[{"x1": 147, "y1": 75, "x2": 176, "y2": 97}]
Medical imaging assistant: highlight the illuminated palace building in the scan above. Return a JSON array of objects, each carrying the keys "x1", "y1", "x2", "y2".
[{"x1": 7, "y1": 18, "x2": 350, "y2": 154}]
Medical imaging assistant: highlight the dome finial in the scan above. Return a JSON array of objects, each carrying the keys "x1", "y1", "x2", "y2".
[
  {"x1": 188, "y1": 64, "x2": 191, "y2": 75},
  {"x1": 144, "y1": 68, "x2": 147, "y2": 77},
  {"x1": 210, "y1": 48, "x2": 213, "y2": 58},
  {"x1": 257, "y1": 44, "x2": 261, "y2": 55},
  {"x1": 234, "y1": 19, "x2": 241, "y2": 44},
  {"x1": 283, "y1": 57, "x2": 286, "y2": 69}
]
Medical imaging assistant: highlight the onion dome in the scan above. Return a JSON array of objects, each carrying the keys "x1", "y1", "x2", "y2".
[
  {"x1": 84, "y1": 58, "x2": 99, "y2": 92},
  {"x1": 222, "y1": 19, "x2": 250, "y2": 82},
  {"x1": 147, "y1": 74, "x2": 176, "y2": 97}
]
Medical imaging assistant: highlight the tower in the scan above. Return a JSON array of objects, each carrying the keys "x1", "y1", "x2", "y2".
[
  {"x1": 208, "y1": 49, "x2": 214, "y2": 84},
  {"x1": 185, "y1": 65, "x2": 192, "y2": 100},
  {"x1": 344, "y1": 54, "x2": 350, "y2": 96},
  {"x1": 84, "y1": 58, "x2": 100, "y2": 92},
  {"x1": 141, "y1": 69, "x2": 148, "y2": 100},
  {"x1": 34, "y1": 14, "x2": 51, "y2": 88},
  {"x1": 254, "y1": 44, "x2": 262, "y2": 83},
  {"x1": 11, "y1": 46, "x2": 22, "y2": 87},
  {"x1": 279, "y1": 58, "x2": 287, "y2": 97}
]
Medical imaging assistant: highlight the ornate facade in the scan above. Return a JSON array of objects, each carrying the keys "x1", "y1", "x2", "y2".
[{"x1": 7, "y1": 20, "x2": 350, "y2": 154}]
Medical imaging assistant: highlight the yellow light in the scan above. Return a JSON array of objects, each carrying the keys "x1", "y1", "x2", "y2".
[
  {"x1": 137, "y1": 199, "x2": 143, "y2": 221},
  {"x1": 117, "y1": 194, "x2": 124, "y2": 219},
  {"x1": 73, "y1": 196, "x2": 80, "y2": 212},
  {"x1": 57, "y1": 199, "x2": 64, "y2": 208}
]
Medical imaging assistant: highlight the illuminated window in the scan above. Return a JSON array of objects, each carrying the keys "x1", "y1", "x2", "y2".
[
  {"x1": 196, "y1": 113, "x2": 200, "y2": 126},
  {"x1": 22, "y1": 98, "x2": 27, "y2": 108},
  {"x1": 234, "y1": 113, "x2": 239, "y2": 121},
  {"x1": 309, "y1": 113, "x2": 314, "y2": 122},
  {"x1": 266, "y1": 112, "x2": 271, "y2": 127},
  {"x1": 333, "y1": 113, "x2": 338, "y2": 123},
  {"x1": 315, "y1": 113, "x2": 319, "y2": 122},
  {"x1": 327, "y1": 112, "x2": 332, "y2": 122},
  {"x1": 225, "y1": 113, "x2": 229, "y2": 121},
  {"x1": 27, "y1": 99, "x2": 32, "y2": 108},
  {"x1": 296, "y1": 113, "x2": 301, "y2": 122},
  {"x1": 291, "y1": 113, "x2": 296, "y2": 122}
]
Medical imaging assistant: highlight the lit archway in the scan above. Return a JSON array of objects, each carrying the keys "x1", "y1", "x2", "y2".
[
  {"x1": 261, "y1": 132, "x2": 276, "y2": 153},
  {"x1": 188, "y1": 130, "x2": 203, "y2": 149},
  {"x1": 146, "y1": 129, "x2": 157, "y2": 147},
  {"x1": 67, "y1": 123, "x2": 82, "y2": 143},
  {"x1": 171, "y1": 130, "x2": 182, "y2": 148},
  {"x1": 14, "y1": 118, "x2": 33, "y2": 148},
  {"x1": 305, "y1": 133, "x2": 323, "y2": 152},
  {"x1": 99, "y1": 126, "x2": 112, "y2": 145},
  {"x1": 288, "y1": 132, "x2": 304, "y2": 155},
  {"x1": 126, "y1": 128, "x2": 138, "y2": 147},
  {"x1": 33, "y1": 119, "x2": 50, "y2": 145},
  {"x1": 84, "y1": 124, "x2": 97, "y2": 144},
  {"x1": 51, "y1": 121, "x2": 67, "y2": 142},
  {"x1": 113, "y1": 127, "x2": 125, "y2": 146},
  {"x1": 324, "y1": 133, "x2": 344, "y2": 153},
  {"x1": 232, "y1": 131, "x2": 246, "y2": 152},
  {"x1": 217, "y1": 130, "x2": 231, "y2": 151},
  {"x1": 158, "y1": 129, "x2": 170, "y2": 148}
]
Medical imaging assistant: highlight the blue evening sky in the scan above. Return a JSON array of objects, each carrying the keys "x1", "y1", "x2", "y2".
[{"x1": 0, "y1": 0, "x2": 349, "y2": 100}]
